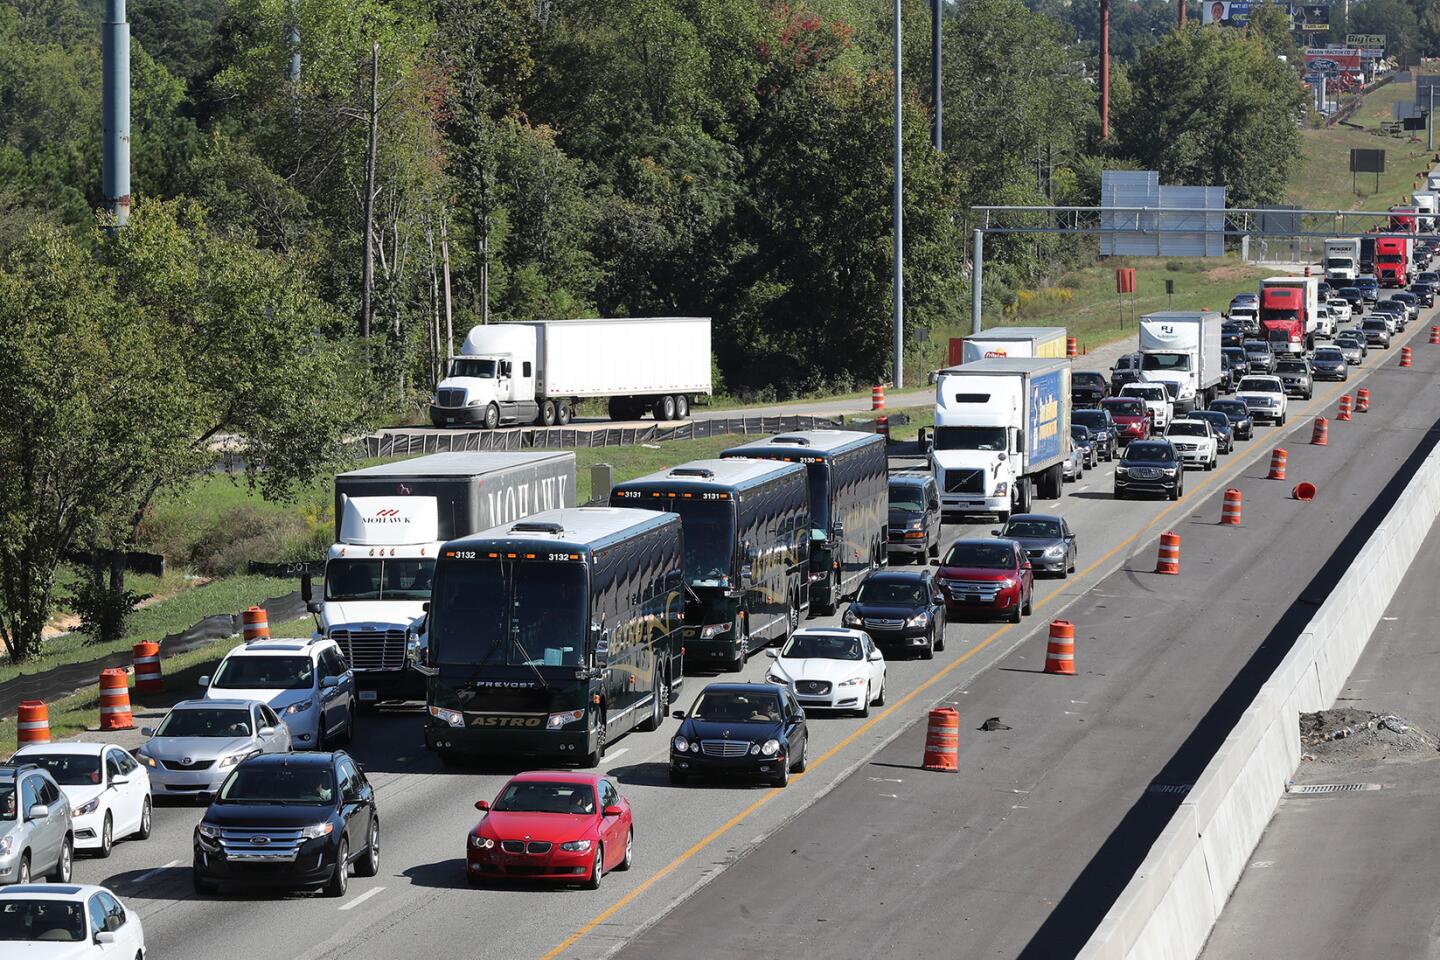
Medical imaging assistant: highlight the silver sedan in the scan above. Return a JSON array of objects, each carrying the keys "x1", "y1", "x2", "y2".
[{"x1": 133, "y1": 699, "x2": 291, "y2": 800}]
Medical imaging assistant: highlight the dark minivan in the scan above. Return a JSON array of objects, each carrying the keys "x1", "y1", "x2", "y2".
[
  {"x1": 1071, "y1": 371, "x2": 1110, "y2": 408},
  {"x1": 887, "y1": 472, "x2": 942, "y2": 563}
]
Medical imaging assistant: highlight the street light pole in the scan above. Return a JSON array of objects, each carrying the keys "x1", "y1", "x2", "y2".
[
  {"x1": 932, "y1": 0, "x2": 942, "y2": 150},
  {"x1": 893, "y1": 0, "x2": 905, "y2": 390}
]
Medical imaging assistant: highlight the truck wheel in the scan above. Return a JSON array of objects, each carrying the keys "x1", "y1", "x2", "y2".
[
  {"x1": 483, "y1": 403, "x2": 500, "y2": 430},
  {"x1": 674, "y1": 394, "x2": 690, "y2": 418},
  {"x1": 653, "y1": 395, "x2": 676, "y2": 421},
  {"x1": 557, "y1": 400, "x2": 573, "y2": 425},
  {"x1": 607, "y1": 397, "x2": 628, "y2": 421},
  {"x1": 539, "y1": 400, "x2": 557, "y2": 426}
]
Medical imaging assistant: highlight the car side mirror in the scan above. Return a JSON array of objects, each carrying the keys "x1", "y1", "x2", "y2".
[
  {"x1": 26, "y1": 804, "x2": 48, "y2": 820},
  {"x1": 671, "y1": 710, "x2": 687, "y2": 720},
  {"x1": 140, "y1": 727, "x2": 155, "y2": 737},
  {"x1": 321, "y1": 675, "x2": 339, "y2": 689},
  {"x1": 1022, "y1": 561, "x2": 1033, "y2": 571},
  {"x1": 110, "y1": 774, "x2": 129, "y2": 786},
  {"x1": 990, "y1": 529, "x2": 1001, "y2": 536},
  {"x1": 96, "y1": 932, "x2": 117, "y2": 945},
  {"x1": 765, "y1": 650, "x2": 778, "y2": 659},
  {"x1": 258, "y1": 726, "x2": 276, "y2": 738},
  {"x1": 869, "y1": 651, "x2": 884, "y2": 662},
  {"x1": 929, "y1": 558, "x2": 940, "y2": 566},
  {"x1": 603, "y1": 805, "x2": 623, "y2": 817},
  {"x1": 198, "y1": 675, "x2": 211, "y2": 688},
  {"x1": 475, "y1": 799, "x2": 490, "y2": 811}
]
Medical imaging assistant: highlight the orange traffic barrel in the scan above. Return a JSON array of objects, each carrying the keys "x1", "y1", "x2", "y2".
[
  {"x1": 1430, "y1": 326, "x2": 1440, "y2": 344},
  {"x1": 1293, "y1": 481, "x2": 1317, "y2": 502},
  {"x1": 132, "y1": 641, "x2": 163, "y2": 694},
  {"x1": 1221, "y1": 488, "x2": 1243, "y2": 525},
  {"x1": 98, "y1": 668, "x2": 134, "y2": 731},
  {"x1": 242, "y1": 606, "x2": 270, "y2": 643},
  {"x1": 871, "y1": 385, "x2": 886, "y2": 410},
  {"x1": 875, "y1": 416, "x2": 890, "y2": 441},
  {"x1": 1155, "y1": 532, "x2": 1181, "y2": 575},
  {"x1": 1401, "y1": 346, "x2": 1414, "y2": 368},
  {"x1": 17, "y1": 700, "x2": 50, "y2": 745},
  {"x1": 1310, "y1": 417, "x2": 1329, "y2": 446},
  {"x1": 1066, "y1": 337, "x2": 1079, "y2": 358},
  {"x1": 1356, "y1": 388, "x2": 1370, "y2": 413},
  {"x1": 1044, "y1": 620, "x2": 1076, "y2": 676},
  {"x1": 1337, "y1": 395, "x2": 1353, "y2": 422},
  {"x1": 1267, "y1": 448, "x2": 1289, "y2": 480},
  {"x1": 922, "y1": 708, "x2": 960, "y2": 772}
]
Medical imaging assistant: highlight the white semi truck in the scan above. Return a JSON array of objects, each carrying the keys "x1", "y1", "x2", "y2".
[
  {"x1": 931, "y1": 357, "x2": 1071, "y2": 523},
  {"x1": 429, "y1": 317, "x2": 712, "y2": 428},
  {"x1": 1323, "y1": 238, "x2": 1361, "y2": 283},
  {"x1": 302, "y1": 451, "x2": 576, "y2": 705},
  {"x1": 1138, "y1": 310, "x2": 1224, "y2": 413}
]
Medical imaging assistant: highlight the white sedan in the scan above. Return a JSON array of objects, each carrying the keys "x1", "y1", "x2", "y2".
[
  {"x1": 12, "y1": 743, "x2": 151, "y2": 857},
  {"x1": 1165, "y1": 419, "x2": 1219, "y2": 471},
  {"x1": 1326, "y1": 297, "x2": 1352, "y2": 325},
  {"x1": 0, "y1": 883, "x2": 145, "y2": 956},
  {"x1": 764, "y1": 627, "x2": 886, "y2": 717},
  {"x1": 1235, "y1": 375, "x2": 1288, "y2": 425}
]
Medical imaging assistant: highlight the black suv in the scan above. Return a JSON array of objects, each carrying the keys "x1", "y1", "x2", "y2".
[
  {"x1": 1412, "y1": 281, "x2": 1436, "y2": 307},
  {"x1": 1071, "y1": 371, "x2": 1110, "y2": 407},
  {"x1": 193, "y1": 751, "x2": 378, "y2": 897},
  {"x1": 842, "y1": 569, "x2": 947, "y2": 658},
  {"x1": 887, "y1": 472, "x2": 942, "y2": 563},
  {"x1": 1114, "y1": 440, "x2": 1183, "y2": 501},
  {"x1": 1072, "y1": 408, "x2": 1118, "y2": 461}
]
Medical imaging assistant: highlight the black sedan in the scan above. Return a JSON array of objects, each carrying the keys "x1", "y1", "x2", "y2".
[
  {"x1": 1412, "y1": 281, "x2": 1435, "y2": 307},
  {"x1": 1071, "y1": 371, "x2": 1110, "y2": 408},
  {"x1": 1354, "y1": 276, "x2": 1380, "y2": 303},
  {"x1": 841, "y1": 570, "x2": 946, "y2": 659},
  {"x1": 193, "y1": 751, "x2": 379, "y2": 896},
  {"x1": 1221, "y1": 322, "x2": 1246, "y2": 349},
  {"x1": 1114, "y1": 440, "x2": 1183, "y2": 501},
  {"x1": 1192, "y1": 410, "x2": 1235, "y2": 454},
  {"x1": 994, "y1": 513, "x2": 1077, "y2": 578},
  {"x1": 1310, "y1": 346, "x2": 1349, "y2": 381},
  {"x1": 1336, "y1": 287, "x2": 1364, "y2": 315},
  {"x1": 669, "y1": 684, "x2": 807, "y2": 788},
  {"x1": 1071, "y1": 424, "x2": 1099, "y2": 469},
  {"x1": 1208, "y1": 398, "x2": 1254, "y2": 440},
  {"x1": 1072, "y1": 408, "x2": 1118, "y2": 461}
]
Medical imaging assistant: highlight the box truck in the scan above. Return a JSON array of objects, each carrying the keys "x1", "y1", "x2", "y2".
[
  {"x1": 1323, "y1": 238, "x2": 1361, "y2": 282},
  {"x1": 1412, "y1": 192, "x2": 1437, "y2": 232},
  {"x1": 1360, "y1": 236, "x2": 1377, "y2": 276},
  {"x1": 303, "y1": 452, "x2": 576, "y2": 704},
  {"x1": 1259, "y1": 277, "x2": 1321, "y2": 354},
  {"x1": 1375, "y1": 237, "x2": 1413, "y2": 288},
  {"x1": 429, "y1": 317, "x2": 712, "y2": 428},
  {"x1": 948, "y1": 326, "x2": 1068, "y2": 366},
  {"x1": 930, "y1": 358, "x2": 1071, "y2": 522},
  {"x1": 1138, "y1": 311, "x2": 1224, "y2": 413}
]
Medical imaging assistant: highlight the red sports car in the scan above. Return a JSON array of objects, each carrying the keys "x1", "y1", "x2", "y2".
[
  {"x1": 1100, "y1": 397, "x2": 1151, "y2": 444},
  {"x1": 466, "y1": 771, "x2": 634, "y2": 889}
]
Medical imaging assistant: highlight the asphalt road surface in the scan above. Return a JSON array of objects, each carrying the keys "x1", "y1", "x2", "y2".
[{"x1": 67, "y1": 310, "x2": 1438, "y2": 960}]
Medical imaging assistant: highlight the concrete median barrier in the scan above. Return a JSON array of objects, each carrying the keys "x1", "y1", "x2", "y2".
[{"x1": 1078, "y1": 437, "x2": 1440, "y2": 960}]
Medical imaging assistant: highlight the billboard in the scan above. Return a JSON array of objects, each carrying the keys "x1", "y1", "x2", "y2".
[
  {"x1": 1347, "y1": 33, "x2": 1385, "y2": 47},
  {"x1": 1348, "y1": 149, "x2": 1385, "y2": 174},
  {"x1": 1294, "y1": 3, "x2": 1329, "y2": 31},
  {"x1": 1203, "y1": 0, "x2": 1314, "y2": 25},
  {"x1": 1305, "y1": 47, "x2": 1363, "y2": 74}
]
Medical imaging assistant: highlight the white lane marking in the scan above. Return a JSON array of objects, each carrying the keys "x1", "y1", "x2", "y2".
[
  {"x1": 1250, "y1": 860, "x2": 1275, "y2": 869},
  {"x1": 132, "y1": 860, "x2": 180, "y2": 886},
  {"x1": 879, "y1": 793, "x2": 900, "y2": 799},
  {"x1": 339, "y1": 886, "x2": 386, "y2": 911},
  {"x1": 866, "y1": 777, "x2": 903, "y2": 783},
  {"x1": 604, "y1": 748, "x2": 629, "y2": 763},
  {"x1": 1383, "y1": 616, "x2": 1398, "y2": 621}
]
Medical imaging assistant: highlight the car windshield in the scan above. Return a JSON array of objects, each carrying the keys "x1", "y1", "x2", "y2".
[
  {"x1": 0, "y1": 899, "x2": 86, "y2": 942},
  {"x1": 430, "y1": 559, "x2": 588, "y2": 668},
  {"x1": 1124, "y1": 444, "x2": 1173, "y2": 463},
  {"x1": 1140, "y1": 354, "x2": 1190, "y2": 371},
  {"x1": 1196, "y1": 413, "x2": 1228, "y2": 431},
  {"x1": 1071, "y1": 427, "x2": 1090, "y2": 442},
  {"x1": 888, "y1": 484, "x2": 927, "y2": 512},
  {"x1": 449, "y1": 358, "x2": 496, "y2": 378},
  {"x1": 1122, "y1": 386, "x2": 1165, "y2": 400},
  {"x1": 1238, "y1": 378, "x2": 1278, "y2": 392},
  {"x1": 1362, "y1": 320, "x2": 1387, "y2": 330},
  {"x1": 155, "y1": 707, "x2": 253, "y2": 738},
  {"x1": 1314, "y1": 349, "x2": 1344, "y2": 361},
  {"x1": 1073, "y1": 373, "x2": 1105, "y2": 387},
  {"x1": 491, "y1": 780, "x2": 596, "y2": 814},
  {"x1": 1243, "y1": 342, "x2": 1269, "y2": 353},
  {"x1": 212, "y1": 655, "x2": 313, "y2": 691},
  {"x1": 1073, "y1": 411, "x2": 1107, "y2": 430},
  {"x1": 934, "y1": 426, "x2": 1007, "y2": 452},
  {"x1": 1167, "y1": 422, "x2": 1206, "y2": 437},
  {"x1": 325, "y1": 558, "x2": 434, "y2": 602},
  {"x1": 942, "y1": 541, "x2": 1014, "y2": 569},
  {"x1": 1210, "y1": 401, "x2": 1245, "y2": 415},
  {"x1": 1340, "y1": 288, "x2": 1360, "y2": 297},
  {"x1": 20, "y1": 753, "x2": 102, "y2": 786},
  {"x1": 1275, "y1": 361, "x2": 1307, "y2": 373},
  {"x1": 1003, "y1": 519, "x2": 1062, "y2": 538},
  {"x1": 1102, "y1": 399, "x2": 1144, "y2": 416},
  {"x1": 1328, "y1": 300, "x2": 1347, "y2": 309},
  {"x1": 690, "y1": 690, "x2": 783, "y2": 722},
  {"x1": 218, "y1": 764, "x2": 335, "y2": 804},
  {"x1": 781, "y1": 632, "x2": 865, "y2": 659}
]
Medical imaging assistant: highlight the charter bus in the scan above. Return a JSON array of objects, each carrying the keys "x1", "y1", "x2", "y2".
[
  {"x1": 721, "y1": 431, "x2": 888, "y2": 614},
  {"x1": 610, "y1": 459, "x2": 810, "y2": 673},
  {"x1": 422, "y1": 507, "x2": 683, "y2": 767}
]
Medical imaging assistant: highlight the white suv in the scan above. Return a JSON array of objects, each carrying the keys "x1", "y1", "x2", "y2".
[
  {"x1": 1235, "y1": 376, "x2": 1288, "y2": 425},
  {"x1": 1118, "y1": 382, "x2": 1174, "y2": 431},
  {"x1": 201, "y1": 638, "x2": 356, "y2": 750},
  {"x1": 1165, "y1": 419, "x2": 1219, "y2": 471}
]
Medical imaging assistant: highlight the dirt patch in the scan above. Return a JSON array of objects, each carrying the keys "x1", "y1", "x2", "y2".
[
  {"x1": 1299, "y1": 708, "x2": 1440, "y2": 766},
  {"x1": 1205, "y1": 265, "x2": 1259, "y2": 282},
  {"x1": 41, "y1": 577, "x2": 212, "y2": 642}
]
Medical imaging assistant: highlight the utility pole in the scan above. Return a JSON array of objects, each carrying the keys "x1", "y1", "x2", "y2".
[
  {"x1": 1429, "y1": 83, "x2": 1435, "y2": 152},
  {"x1": 102, "y1": 0, "x2": 131, "y2": 226},
  {"x1": 893, "y1": 0, "x2": 905, "y2": 390},
  {"x1": 932, "y1": 0, "x2": 943, "y2": 150},
  {"x1": 361, "y1": 42, "x2": 379, "y2": 344},
  {"x1": 1100, "y1": 0, "x2": 1110, "y2": 140},
  {"x1": 972, "y1": 229, "x2": 984, "y2": 335}
]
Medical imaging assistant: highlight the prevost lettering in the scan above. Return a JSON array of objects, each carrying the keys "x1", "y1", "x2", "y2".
[
  {"x1": 484, "y1": 475, "x2": 571, "y2": 527},
  {"x1": 472, "y1": 680, "x2": 538, "y2": 689}
]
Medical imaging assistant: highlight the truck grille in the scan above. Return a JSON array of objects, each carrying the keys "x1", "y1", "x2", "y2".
[
  {"x1": 332, "y1": 628, "x2": 407, "y2": 672},
  {"x1": 943, "y1": 469, "x2": 985, "y2": 494},
  {"x1": 700, "y1": 740, "x2": 752, "y2": 758},
  {"x1": 435, "y1": 388, "x2": 467, "y2": 407},
  {"x1": 942, "y1": 579, "x2": 1002, "y2": 601},
  {"x1": 216, "y1": 827, "x2": 306, "y2": 861}
]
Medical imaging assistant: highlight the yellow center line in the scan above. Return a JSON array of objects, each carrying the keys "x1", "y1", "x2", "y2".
[{"x1": 538, "y1": 328, "x2": 1415, "y2": 960}]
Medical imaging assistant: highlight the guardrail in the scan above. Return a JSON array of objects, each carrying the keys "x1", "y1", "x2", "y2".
[{"x1": 1076, "y1": 432, "x2": 1440, "y2": 959}]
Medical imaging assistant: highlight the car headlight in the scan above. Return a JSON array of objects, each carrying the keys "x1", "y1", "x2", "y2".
[
  {"x1": 0, "y1": 835, "x2": 13, "y2": 857},
  {"x1": 466, "y1": 398, "x2": 482, "y2": 407},
  {"x1": 72, "y1": 797, "x2": 101, "y2": 817},
  {"x1": 761, "y1": 739, "x2": 781, "y2": 757},
  {"x1": 220, "y1": 749, "x2": 262, "y2": 768},
  {"x1": 300, "y1": 822, "x2": 335, "y2": 840},
  {"x1": 197, "y1": 823, "x2": 223, "y2": 840},
  {"x1": 673, "y1": 736, "x2": 689, "y2": 753},
  {"x1": 559, "y1": 840, "x2": 592, "y2": 852},
  {"x1": 1116, "y1": 464, "x2": 1129, "y2": 474},
  {"x1": 429, "y1": 705, "x2": 465, "y2": 728},
  {"x1": 699, "y1": 621, "x2": 732, "y2": 639},
  {"x1": 283, "y1": 699, "x2": 315, "y2": 716},
  {"x1": 1044, "y1": 544, "x2": 1065, "y2": 558},
  {"x1": 1162, "y1": 468, "x2": 1178, "y2": 476},
  {"x1": 906, "y1": 520, "x2": 924, "y2": 530},
  {"x1": 836, "y1": 676, "x2": 866, "y2": 687},
  {"x1": 547, "y1": 710, "x2": 585, "y2": 730},
  {"x1": 905, "y1": 612, "x2": 928, "y2": 627},
  {"x1": 765, "y1": 672, "x2": 788, "y2": 685},
  {"x1": 993, "y1": 482, "x2": 1008, "y2": 496},
  {"x1": 842, "y1": 609, "x2": 862, "y2": 626},
  {"x1": 135, "y1": 752, "x2": 157, "y2": 768},
  {"x1": 470, "y1": 835, "x2": 494, "y2": 850}
]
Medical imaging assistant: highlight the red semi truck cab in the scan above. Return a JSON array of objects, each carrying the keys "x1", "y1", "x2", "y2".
[
  {"x1": 1259, "y1": 288, "x2": 1306, "y2": 356},
  {"x1": 1375, "y1": 237, "x2": 1411, "y2": 288}
]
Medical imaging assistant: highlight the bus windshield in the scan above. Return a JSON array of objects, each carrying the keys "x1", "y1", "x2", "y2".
[
  {"x1": 649, "y1": 498, "x2": 734, "y2": 584},
  {"x1": 431, "y1": 561, "x2": 588, "y2": 668},
  {"x1": 805, "y1": 462, "x2": 831, "y2": 538}
]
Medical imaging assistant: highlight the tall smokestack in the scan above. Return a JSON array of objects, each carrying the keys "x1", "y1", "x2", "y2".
[{"x1": 102, "y1": 0, "x2": 131, "y2": 226}]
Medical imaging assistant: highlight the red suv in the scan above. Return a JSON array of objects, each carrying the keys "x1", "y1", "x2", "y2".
[
  {"x1": 1100, "y1": 397, "x2": 1151, "y2": 444},
  {"x1": 932, "y1": 538, "x2": 1034, "y2": 623}
]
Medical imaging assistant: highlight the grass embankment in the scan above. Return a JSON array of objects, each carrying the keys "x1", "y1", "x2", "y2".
[{"x1": 1291, "y1": 74, "x2": 1437, "y2": 213}]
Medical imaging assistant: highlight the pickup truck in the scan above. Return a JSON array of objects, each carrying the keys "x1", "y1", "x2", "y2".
[
  {"x1": 1118, "y1": 382, "x2": 1173, "y2": 431},
  {"x1": 1234, "y1": 375, "x2": 1288, "y2": 425}
]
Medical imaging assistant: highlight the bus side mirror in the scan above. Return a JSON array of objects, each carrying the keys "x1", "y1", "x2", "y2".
[{"x1": 301, "y1": 573, "x2": 312, "y2": 602}]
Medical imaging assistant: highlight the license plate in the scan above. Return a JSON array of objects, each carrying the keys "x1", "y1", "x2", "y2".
[
  {"x1": 966, "y1": 595, "x2": 981, "y2": 603},
  {"x1": 359, "y1": 690, "x2": 378, "y2": 702},
  {"x1": 446, "y1": 418, "x2": 455, "y2": 424}
]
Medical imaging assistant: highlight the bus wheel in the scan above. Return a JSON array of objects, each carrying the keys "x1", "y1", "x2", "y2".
[
  {"x1": 639, "y1": 670, "x2": 665, "y2": 732},
  {"x1": 583, "y1": 716, "x2": 607, "y2": 768}
]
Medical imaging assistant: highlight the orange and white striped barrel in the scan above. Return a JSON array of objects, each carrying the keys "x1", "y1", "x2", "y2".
[
  {"x1": 1043, "y1": 620, "x2": 1076, "y2": 675},
  {"x1": 132, "y1": 641, "x2": 163, "y2": 694},
  {"x1": 1155, "y1": 532, "x2": 1181, "y2": 575},
  {"x1": 1400, "y1": 346, "x2": 1414, "y2": 368},
  {"x1": 875, "y1": 416, "x2": 889, "y2": 441},
  {"x1": 1267, "y1": 448, "x2": 1288, "y2": 481},
  {"x1": 1311, "y1": 417, "x2": 1329, "y2": 446},
  {"x1": 98, "y1": 668, "x2": 134, "y2": 731},
  {"x1": 1066, "y1": 337, "x2": 1079, "y2": 358},
  {"x1": 1337, "y1": 395, "x2": 1353, "y2": 422},
  {"x1": 1221, "y1": 488, "x2": 1243, "y2": 526},
  {"x1": 1430, "y1": 326, "x2": 1440, "y2": 344},
  {"x1": 17, "y1": 700, "x2": 50, "y2": 745},
  {"x1": 1356, "y1": 388, "x2": 1370, "y2": 413},
  {"x1": 242, "y1": 606, "x2": 270, "y2": 643},
  {"x1": 871, "y1": 385, "x2": 886, "y2": 411},
  {"x1": 922, "y1": 707, "x2": 960, "y2": 772}
]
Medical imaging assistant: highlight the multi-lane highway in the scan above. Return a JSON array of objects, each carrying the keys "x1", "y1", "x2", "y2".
[{"x1": 55, "y1": 305, "x2": 1440, "y2": 960}]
